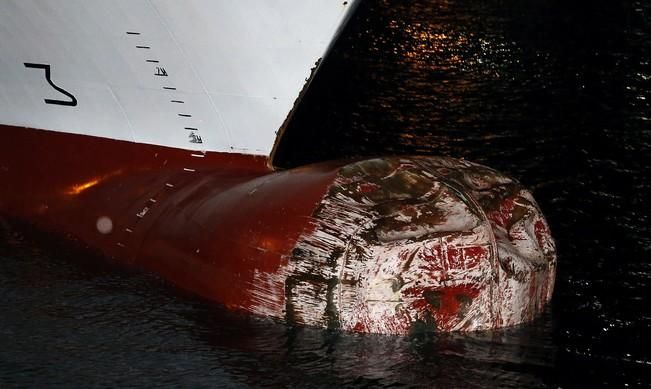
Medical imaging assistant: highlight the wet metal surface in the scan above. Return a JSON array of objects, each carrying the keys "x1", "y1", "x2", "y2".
[
  {"x1": 282, "y1": 157, "x2": 555, "y2": 334},
  {"x1": 2, "y1": 0, "x2": 650, "y2": 386}
]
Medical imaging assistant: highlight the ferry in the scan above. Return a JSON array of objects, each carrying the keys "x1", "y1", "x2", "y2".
[{"x1": 0, "y1": 0, "x2": 556, "y2": 334}]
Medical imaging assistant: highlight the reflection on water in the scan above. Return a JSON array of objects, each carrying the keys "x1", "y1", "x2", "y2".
[{"x1": 2, "y1": 0, "x2": 650, "y2": 387}]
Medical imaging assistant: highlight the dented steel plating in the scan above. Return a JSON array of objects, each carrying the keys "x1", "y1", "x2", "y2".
[{"x1": 272, "y1": 157, "x2": 556, "y2": 334}]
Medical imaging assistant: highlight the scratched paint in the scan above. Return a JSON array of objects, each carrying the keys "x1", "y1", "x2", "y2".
[{"x1": 253, "y1": 156, "x2": 556, "y2": 334}]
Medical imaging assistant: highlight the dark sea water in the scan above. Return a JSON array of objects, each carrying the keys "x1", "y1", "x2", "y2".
[{"x1": 2, "y1": 0, "x2": 650, "y2": 387}]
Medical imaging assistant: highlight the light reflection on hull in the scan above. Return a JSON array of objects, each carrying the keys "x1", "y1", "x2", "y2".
[{"x1": 0, "y1": 125, "x2": 555, "y2": 335}]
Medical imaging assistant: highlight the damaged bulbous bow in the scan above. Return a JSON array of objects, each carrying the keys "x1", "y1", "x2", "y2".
[{"x1": 268, "y1": 156, "x2": 556, "y2": 335}]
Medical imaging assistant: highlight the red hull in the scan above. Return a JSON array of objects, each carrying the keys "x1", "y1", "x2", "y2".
[
  {"x1": 1, "y1": 125, "x2": 556, "y2": 334},
  {"x1": 1, "y1": 125, "x2": 334, "y2": 309}
]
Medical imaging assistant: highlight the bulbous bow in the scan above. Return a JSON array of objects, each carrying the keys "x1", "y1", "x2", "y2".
[{"x1": 282, "y1": 156, "x2": 556, "y2": 334}]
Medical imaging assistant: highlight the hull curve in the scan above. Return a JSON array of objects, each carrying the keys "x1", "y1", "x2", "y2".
[{"x1": 0, "y1": 126, "x2": 556, "y2": 335}]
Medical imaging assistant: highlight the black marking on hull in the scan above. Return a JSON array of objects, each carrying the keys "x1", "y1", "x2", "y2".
[{"x1": 24, "y1": 63, "x2": 78, "y2": 107}]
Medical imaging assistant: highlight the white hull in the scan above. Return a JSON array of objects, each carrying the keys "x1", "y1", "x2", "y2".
[{"x1": 0, "y1": 0, "x2": 357, "y2": 155}]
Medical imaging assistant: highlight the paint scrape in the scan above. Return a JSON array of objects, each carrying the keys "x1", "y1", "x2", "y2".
[{"x1": 252, "y1": 156, "x2": 556, "y2": 335}]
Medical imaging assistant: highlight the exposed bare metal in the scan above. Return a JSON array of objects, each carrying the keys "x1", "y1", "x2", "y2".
[{"x1": 253, "y1": 157, "x2": 556, "y2": 334}]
